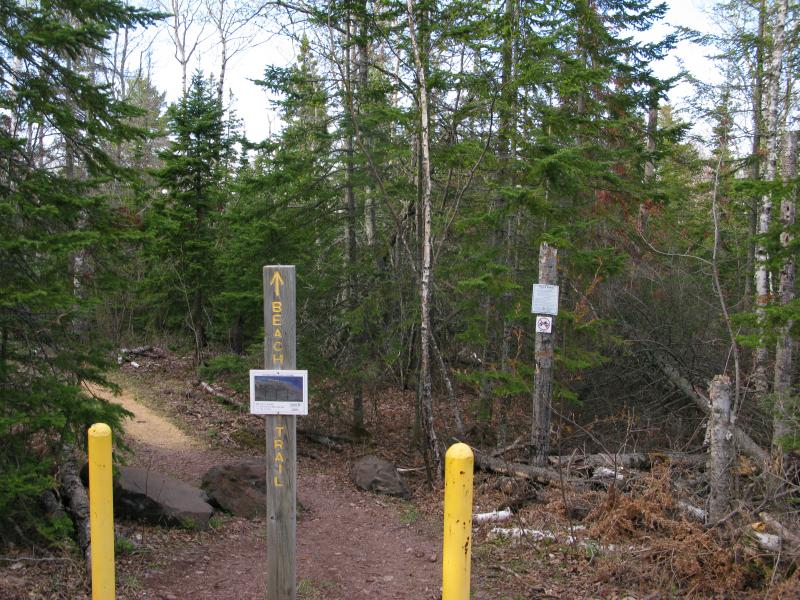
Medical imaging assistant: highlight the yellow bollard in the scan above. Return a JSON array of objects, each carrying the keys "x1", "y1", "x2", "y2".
[
  {"x1": 442, "y1": 442, "x2": 474, "y2": 600},
  {"x1": 88, "y1": 423, "x2": 115, "y2": 600}
]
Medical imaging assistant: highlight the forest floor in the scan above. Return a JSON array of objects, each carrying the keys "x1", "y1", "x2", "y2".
[{"x1": 2, "y1": 348, "x2": 799, "y2": 599}]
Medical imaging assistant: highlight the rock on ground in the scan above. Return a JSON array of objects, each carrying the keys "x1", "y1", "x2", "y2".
[
  {"x1": 201, "y1": 460, "x2": 266, "y2": 519},
  {"x1": 114, "y1": 466, "x2": 214, "y2": 530},
  {"x1": 351, "y1": 455, "x2": 411, "y2": 499}
]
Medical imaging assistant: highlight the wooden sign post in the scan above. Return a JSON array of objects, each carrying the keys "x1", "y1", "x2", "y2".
[
  {"x1": 263, "y1": 265, "x2": 296, "y2": 600},
  {"x1": 530, "y1": 243, "x2": 558, "y2": 467}
]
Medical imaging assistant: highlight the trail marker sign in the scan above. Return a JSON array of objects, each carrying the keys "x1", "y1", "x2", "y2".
[
  {"x1": 261, "y1": 265, "x2": 299, "y2": 600},
  {"x1": 531, "y1": 283, "x2": 559, "y2": 315}
]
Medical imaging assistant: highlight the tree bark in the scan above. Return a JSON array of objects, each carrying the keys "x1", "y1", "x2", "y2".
[
  {"x1": 60, "y1": 457, "x2": 91, "y2": 572},
  {"x1": 745, "y1": 0, "x2": 766, "y2": 304},
  {"x1": 473, "y1": 450, "x2": 563, "y2": 484},
  {"x1": 531, "y1": 242, "x2": 557, "y2": 466},
  {"x1": 407, "y1": 0, "x2": 441, "y2": 480},
  {"x1": 773, "y1": 130, "x2": 797, "y2": 456},
  {"x1": 707, "y1": 375, "x2": 734, "y2": 523},
  {"x1": 753, "y1": 0, "x2": 789, "y2": 393},
  {"x1": 343, "y1": 14, "x2": 365, "y2": 438},
  {"x1": 496, "y1": 0, "x2": 517, "y2": 449}
]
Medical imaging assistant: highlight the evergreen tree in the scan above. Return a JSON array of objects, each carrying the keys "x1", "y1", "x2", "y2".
[
  {"x1": 144, "y1": 72, "x2": 235, "y2": 362},
  {"x1": 0, "y1": 0, "x2": 157, "y2": 543}
]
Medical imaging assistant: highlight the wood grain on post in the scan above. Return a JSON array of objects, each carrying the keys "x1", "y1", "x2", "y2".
[
  {"x1": 531, "y1": 242, "x2": 557, "y2": 467},
  {"x1": 263, "y1": 265, "x2": 296, "y2": 600}
]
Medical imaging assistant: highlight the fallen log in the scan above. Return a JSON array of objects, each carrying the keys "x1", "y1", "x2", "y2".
[
  {"x1": 199, "y1": 382, "x2": 243, "y2": 411},
  {"x1": 621, "y1": 321, "x2": 770, "y2": 468},
  {"x1": 298, "y1": 429, "x2": 344, "y2": 452},
  {"x1": 59, "y1": 457, "x2": 90, "y2": 573},
  {"x1": 474, "y1": 509, "x2": 512, "y2": 524},
  {"x1": 491, "y1": 435, "x2": 526, "y2": 458},
  {"x1": 654, "y1": 354, "x2": 769, "y2": 467},
  {"x1": 548, "y1": 451, "x2": 706, "y2": 471},
  {"x1": 473, "y1": 450, "x2": 563, "y2": 484},
  {"x1": 759, "y1": 512, "x2": 800, "y2": 548}
]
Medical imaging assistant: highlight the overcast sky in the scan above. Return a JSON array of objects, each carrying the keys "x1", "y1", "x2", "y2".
[{"x1": 145, "y1": 0, "x2": 719, "y2": 143}]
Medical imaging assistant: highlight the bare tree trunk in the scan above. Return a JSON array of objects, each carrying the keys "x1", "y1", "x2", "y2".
[
  {"x1": 162, "y1": 0, "x2": 206, "y2": 96},
  {"x1": 753, "y1": 0, "x2": 788, "y2": 393},
  {"x1": 496, "y1": 0, "x2": 517, "y2": 449},
  {"x1": 745, "y1": 0, "x2": 766, "y2": 304},
  {"x1": 407, "y1": 0, "x2": 442, "y2": 480},
  {"x1": 191, "y1": 289, "x2": 205, "y2": 364},
  {"x1": 638, "y1": 87, "x2": 658, "y2": 233},
  {"x1": 773, "y1": 130, "x2": 797, "y2": 456},
  {"x1": 707, "y1": 375, "x2": 734, "y2": 524},
  {"x1": 343, "y1": 15, "x2": 364, "y2": 438},
  {"x1": 531, "y1": 242, "x2": 557, "y2": 467}
]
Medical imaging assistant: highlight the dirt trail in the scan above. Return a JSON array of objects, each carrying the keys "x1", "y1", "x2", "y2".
[{"x1": 97, "y1": 387, "x2": 449, "y2": 600}]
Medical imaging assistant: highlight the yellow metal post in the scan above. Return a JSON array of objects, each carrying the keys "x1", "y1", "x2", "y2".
[
  {"x1": 442, "y1": 442, "x2": 474, "y2": 600},
  {"x1": 88, "y1": 423, "x2": 115, "y2": 600}
]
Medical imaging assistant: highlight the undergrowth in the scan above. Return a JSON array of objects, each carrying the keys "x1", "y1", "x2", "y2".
[{"x1": 586, "y1": 465, "x2": 748, "y2": 596}]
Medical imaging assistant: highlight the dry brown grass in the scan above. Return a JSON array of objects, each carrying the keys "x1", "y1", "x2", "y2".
[{"x1": 586, "y1": 465, "x2": 748, "y2": 596}]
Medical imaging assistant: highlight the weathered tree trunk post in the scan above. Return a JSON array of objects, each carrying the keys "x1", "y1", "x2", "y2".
[
  {"x1": 773, "y1": 130, "x2": 797, "y2": 460},
  {"x1": 263, "y1": 266, "x2": 296, "y2": 600},
  {"x1": 531, "y1": 242, "x2": 557, "y2": 467},
  {"x1": 707, "y1": 375, "x2": 734, "y2": 524}
]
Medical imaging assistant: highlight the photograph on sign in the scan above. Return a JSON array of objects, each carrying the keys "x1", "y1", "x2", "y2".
[
  {"x1": 250, "y1": 369, "x2": 308, "y2": 415},
  {"x1": 531, "y1": 284, "x2": 559, "y2": 315}
]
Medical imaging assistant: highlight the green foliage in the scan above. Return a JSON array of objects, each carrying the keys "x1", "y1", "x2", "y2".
[
  {"x1": 0, "y1": 0, "x2": 158, "y2": 545},
  {"x1": 143, "y1": 73, "x2": 236, "y2": 358},
  {"x1": 198, "y1": 354, "x2": 251, "y2": 391}
]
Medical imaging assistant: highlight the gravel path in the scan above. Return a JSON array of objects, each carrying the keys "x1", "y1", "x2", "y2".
[{"x1": 98, "y1": 386, "x2": 447, "y2": 599}]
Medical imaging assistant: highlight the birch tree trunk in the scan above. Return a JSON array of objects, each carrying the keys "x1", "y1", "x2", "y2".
[
  {"x1": 531, "y1": 242, "x2": 557, "y2": 467},
  {"x1": 745, "y1": 0, "x2": 766, "y2": 304},
  {"x1": 753, "y1": 0, "x2": 789, "y2": 393},
  {"x1": 773, "y1": 130, "x2": 797, "y2": 456},
  {"x1": 707, "y1": 375, "x2": 734, "y2": 524},
  {"x1": 161, "y1": 0, "x2": 206, "y2": 96},
  {"x1": 407, "y1": 0, "x2": 442, "y2": 480}
]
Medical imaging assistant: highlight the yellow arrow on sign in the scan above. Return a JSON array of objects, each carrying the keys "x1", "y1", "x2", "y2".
[{"x1": 270, "y1": 271, "x2": 285, "y2": 297}]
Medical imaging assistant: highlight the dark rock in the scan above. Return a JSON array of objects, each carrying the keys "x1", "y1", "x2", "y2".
[
  {"x1": 114, "y1": 466, "x2": 214, "y2": 530},
  {"x1": 351, "y1": 455, "x2": 411, "y2": 499},
  {"x1": 201, "y1": 460, "x2": 266, "y2": 519}
]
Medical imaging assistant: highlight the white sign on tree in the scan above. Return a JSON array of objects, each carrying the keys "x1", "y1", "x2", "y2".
[{"x1": 531, "y1": 284, "x2": 559, "y2": 315}]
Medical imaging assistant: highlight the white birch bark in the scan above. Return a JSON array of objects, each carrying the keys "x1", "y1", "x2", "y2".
[
  {"x1": 406, "y1": 0, "x2": 442, "y2": 479},
  {"x1": 772, "y1": 130, "x2": 797, "y2": 455},
  {"x1": 160, "y1": 0, "x2": 206, "y2": 96},
  {"x1": 707, "y1": 375, "x2": 734, "y2": 524},
  {"x1": 753, "y1": 0, "x2": 789, "y2": 393}
]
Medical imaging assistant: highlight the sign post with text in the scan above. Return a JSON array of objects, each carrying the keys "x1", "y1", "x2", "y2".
[{"x1": 263, "y1": 265, "x2": 296, "y2": 600}]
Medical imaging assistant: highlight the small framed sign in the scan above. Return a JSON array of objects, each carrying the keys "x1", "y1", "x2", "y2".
[
  {"x1": 535, "y1": 315, "x2": 553, "y2": 333},
  {"x1": 250, "y1": 369, "x2": 308, "y2": 415}
]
